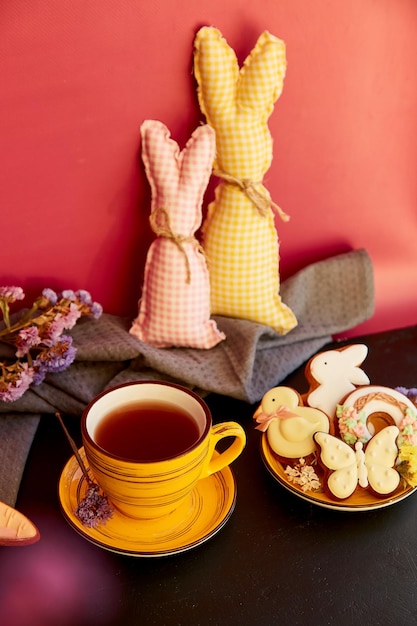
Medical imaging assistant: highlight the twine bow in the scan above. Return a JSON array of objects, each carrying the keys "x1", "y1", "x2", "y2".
[
  {"x1": 213, "y1": 169, "x2": 290, "y2": 222},
  {"x1": 149, "y1": 207, "x2": 205, "y2": 284}
]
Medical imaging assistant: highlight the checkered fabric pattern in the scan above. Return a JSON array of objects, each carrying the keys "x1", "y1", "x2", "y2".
[
  {"x1": 130, "y1": 120, "x2": 225, "y2": 348},
  {"x1": 194, "y1": 27, "x2": 297, "y2": 334}
]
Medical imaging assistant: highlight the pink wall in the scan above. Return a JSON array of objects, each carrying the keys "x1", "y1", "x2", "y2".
[{"x1": 1, "y1": 1, "x2": 416, "y2": 338}]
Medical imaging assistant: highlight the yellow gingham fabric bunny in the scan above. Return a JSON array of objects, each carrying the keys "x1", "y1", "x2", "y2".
[{"x1": 194, "y1": 27, "x2": 297, "y2": 334}]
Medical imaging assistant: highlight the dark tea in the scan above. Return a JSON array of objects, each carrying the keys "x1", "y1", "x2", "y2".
[{"x1": 94, "y1": 401, "x2": 201, "y2": 461}]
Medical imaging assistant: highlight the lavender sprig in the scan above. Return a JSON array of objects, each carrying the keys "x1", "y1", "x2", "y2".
[
  {"x1": 74, "y1": 484, "x2": 114, "y2": 529},
  {"x1": 0, "y1": 286, "x2": 102, "y2": 403},
  {"x1": 55, "y1": 412, "x2": 113, "y2": 528}
]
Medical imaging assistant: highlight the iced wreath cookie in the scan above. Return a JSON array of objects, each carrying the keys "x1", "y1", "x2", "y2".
[
  {"x1": 336, "y1": 385, "x2": 417, "y2": 447},
  {"x1": 253, "y1": 386, "x2": 330, "y2": 462}
]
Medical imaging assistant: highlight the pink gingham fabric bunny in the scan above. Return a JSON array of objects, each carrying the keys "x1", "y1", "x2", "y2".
[
  {"x1": 130, "y1": 120, "x2": 225, "y2": 348},
  {"x1": 194, "y1": 27, "x2": 297, "y2": 335}
]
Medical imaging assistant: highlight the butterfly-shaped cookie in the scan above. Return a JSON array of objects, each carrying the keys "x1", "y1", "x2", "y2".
[{"x1": 314, "y1": 426, "x2": 401, "y2": 500}]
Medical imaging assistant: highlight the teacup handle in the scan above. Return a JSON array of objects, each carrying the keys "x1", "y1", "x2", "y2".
[{"x1": 200, "y1": 422, "x2": 246, "y2": 479}]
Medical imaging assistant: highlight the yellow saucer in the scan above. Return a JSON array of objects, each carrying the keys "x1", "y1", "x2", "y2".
[
  {"x1": 58, "y1": 448, "x2": 236, "y2": 556},
  {"x1": 261, "y1": 434, "x2": 416, "y2": 512}
]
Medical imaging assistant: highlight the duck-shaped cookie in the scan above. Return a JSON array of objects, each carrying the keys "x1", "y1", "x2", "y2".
[{"x1": 254, "y1": 386, "x2": 330, "y2": 460}]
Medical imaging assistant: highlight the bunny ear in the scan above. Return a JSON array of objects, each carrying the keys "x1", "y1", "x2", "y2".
[
  {"x1": 349, "y1": 367, "x2": 371, "y2": 386},
  {"x1": 238, "y1": 31, "x2": 287, "y2": 120},
  {"x1": 341, "y1": 344, "x2": 369, "y2": 367},
  {"x1": 194, "y1": 26, "x2": 239, "y2": 124},
  {"x1": 180, "y1": 124, "x2": 215, "y2": 201},
  {"x1": 140, "y1": 120, "x2": 181, "y2": 201},
  {"x1": 340, "y1": 344, "x2": 370, "y2": 385}
]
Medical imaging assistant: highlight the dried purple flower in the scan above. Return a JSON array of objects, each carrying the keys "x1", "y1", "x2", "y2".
[
  {"x1": 34, "y1": 335, "x2": 77, "y2": 376},
  {"x1": 41, "y1": 288, "x2": 58, "y2": 305},
  {"x1": 61, "y1": 289, "x2": 76, "y2": 301},
  {"x1": 15, "y1": 326, "x2": 41, "y2": 357},
  {"x1": 0, "y1": 286, "x2": 25, "y2": 303},
  {"x1": 55, "y1": 412, "x2": 113, "y2": 529},
  {"x1": 90, "y1": 301, "x2": 103, "y2": 319},
  {"x1": 40, "y1": 317, "x2": 68, "y2": 346},
  {"x1": 74, "y1": 483, "x2": 114, "y2": 528},
  {"x1": 72, "y1": 290, "x2": 102, "y2": 319},
  {"x1": 61, "y1": 303, "x2": 82, "y2": 329},
  {"x1": 41, "y1": 306, "x2": 81, "y2": 345},
  {"x1": 75, "y1": 289, "x2": 92, "y2": 305},
  {"x1": 0, "y1": 286, "x2": 25, "y2": 329},
  {"x1": 31, "y1": 362, "x2": 47, "y2": 386},
  {"x1": 0, "y1": 286, "x2": 102, "y2": 403},
  {"x1": 0, "y1": 362, "x2": 34, "y2": 402}
]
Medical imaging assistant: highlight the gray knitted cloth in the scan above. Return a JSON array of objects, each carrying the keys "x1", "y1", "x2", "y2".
[{"x1": 0, "y1": 249, "x2": 374, "y2": 505}]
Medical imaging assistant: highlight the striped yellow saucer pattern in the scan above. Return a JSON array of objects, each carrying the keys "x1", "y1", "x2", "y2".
[{"x1": 59, "y1": 448, "x2": 236, "y2": 557}]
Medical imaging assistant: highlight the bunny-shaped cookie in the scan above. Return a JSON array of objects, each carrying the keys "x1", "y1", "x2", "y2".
[
  {"x1": 130, "y1": 120, "x2": 225, "y2": 348},
  {"x1": 193, "y1": 27, "x2": 297, "y2": 334},
  {"x1": 303, "y1": 344, "x2": 370, "y2": 418}
]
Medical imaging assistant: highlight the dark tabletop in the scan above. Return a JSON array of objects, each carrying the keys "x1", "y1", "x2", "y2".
[{"x1": 1, "y1": 326, "x2": 417, "y2": 626}]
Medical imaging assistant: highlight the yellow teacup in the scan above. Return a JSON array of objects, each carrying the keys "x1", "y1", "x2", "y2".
[{"x1": 81, "y1": 381, "x2": 246, "y2": 520}]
